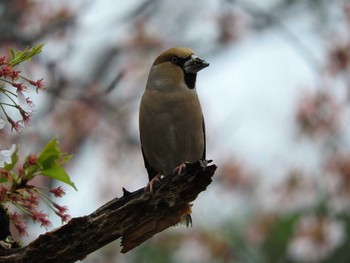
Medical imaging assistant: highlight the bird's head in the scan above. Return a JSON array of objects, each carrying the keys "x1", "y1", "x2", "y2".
[{"x1": 146, "y1": 47, "x2": 209, "y2": 91}]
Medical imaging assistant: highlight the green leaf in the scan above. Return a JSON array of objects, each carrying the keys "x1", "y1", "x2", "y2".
[
  {"x1": 41, "y1": 164, "x2": 77, "y2": 191},
  {"x1": 38, "y1": 139, "x2": 76, "y2": 190},
  {"x1": 23, "y1": 164, "x2": 40, "y2": 180},
  {"x1": 10, "y1": 48, "x2": 15, "y2": 59},
  {"x1": 37, "y1": 139, "x2": 71, "y2": 168},
  {"x1": 9, "y1": 43, "x2": 45, "y2": 67},
  {"x1": 38, "y1": 139, "x2": 61, "y2": 169},
  {"x1": 4, "y1": 145, "x2": 18, "y2": 171}
]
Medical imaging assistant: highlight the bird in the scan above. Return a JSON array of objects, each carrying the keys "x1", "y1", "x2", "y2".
[{"x1": 139, "y1": 47, "x2": 209, "y2": 193}]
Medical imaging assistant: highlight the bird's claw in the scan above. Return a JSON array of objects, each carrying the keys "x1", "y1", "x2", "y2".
[
  {"x1": 145, "y1": 173, "x2": 162, "y2": 194},
  {"x1": 174, "y1": 162, "x2": 189, "y2": 176}
]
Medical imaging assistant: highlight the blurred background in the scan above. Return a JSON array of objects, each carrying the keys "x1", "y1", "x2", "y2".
[{"x1": 1, "y1": 0, "x2": 350, "y2": 262}]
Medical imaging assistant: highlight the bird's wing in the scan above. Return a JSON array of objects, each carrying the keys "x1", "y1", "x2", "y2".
[
  {"x1": 141, "y1": 146, "x2": 159, "y2": 181},
  {"x1": 202, "y1": 114, "x2": 206, "y2": 160}
]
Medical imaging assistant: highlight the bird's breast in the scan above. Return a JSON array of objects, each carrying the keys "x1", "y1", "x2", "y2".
[{"x1": 139, "y1": 89, "x2": 204, "y2": 175}]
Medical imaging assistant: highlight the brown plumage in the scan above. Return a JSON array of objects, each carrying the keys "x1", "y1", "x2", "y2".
[{"x1": 139, "y1": 47, "x2": 209, "y2": 182}]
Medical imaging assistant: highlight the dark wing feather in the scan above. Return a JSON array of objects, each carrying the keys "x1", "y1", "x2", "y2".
[
  {"x1": 202, "y1": 115, "x2": 206, "y2": 160},
  {"x1": 141, "y1": 146, "x2": 159, "y2": 181}
]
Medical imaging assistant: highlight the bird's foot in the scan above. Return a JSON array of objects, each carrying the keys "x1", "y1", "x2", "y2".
[
  {"x1": 174, "y1": 162, "x2": 189, "y2": 176},
  {"x1": 145, "y1": 173, "x2": 162, "y2": 194}
]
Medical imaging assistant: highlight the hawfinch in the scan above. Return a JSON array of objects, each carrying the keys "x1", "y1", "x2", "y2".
[{"x1": 139, "y1": 47, "x2": 209, "y2": 190}]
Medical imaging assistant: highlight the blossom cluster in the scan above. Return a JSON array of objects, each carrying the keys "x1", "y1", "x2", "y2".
[
  {"x1": 0, "y1": 150, "x2": 71, "y2": 236},
  {"x1": 0, "y1": 52, "x2": 45, "y2": 133},
  {"x1": 0, "y1": 45, "x2": 74, "y2": 241}
]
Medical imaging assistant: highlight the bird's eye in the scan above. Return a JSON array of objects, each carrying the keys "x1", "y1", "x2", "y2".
[{"x1": 171, "y1": 56, "x2": 178, "y2": 64}]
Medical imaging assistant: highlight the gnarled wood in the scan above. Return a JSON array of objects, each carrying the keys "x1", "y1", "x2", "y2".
[{"x1": 0, "y1": 160, "x2": 216, "y2": 263}]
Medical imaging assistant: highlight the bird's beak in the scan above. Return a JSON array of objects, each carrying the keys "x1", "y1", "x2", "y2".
[{"x1": 184, "y1": 55, "x2": 209, "y2": 74}]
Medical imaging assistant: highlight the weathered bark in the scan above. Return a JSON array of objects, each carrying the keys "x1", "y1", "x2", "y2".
[{"x1": 0, "y1": 160, "x2": 216, "y2": 263}]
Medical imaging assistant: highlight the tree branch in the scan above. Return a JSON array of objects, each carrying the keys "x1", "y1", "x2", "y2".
[{"x1": 0, "y1": 160, "x2": 217, "y2": 263}]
